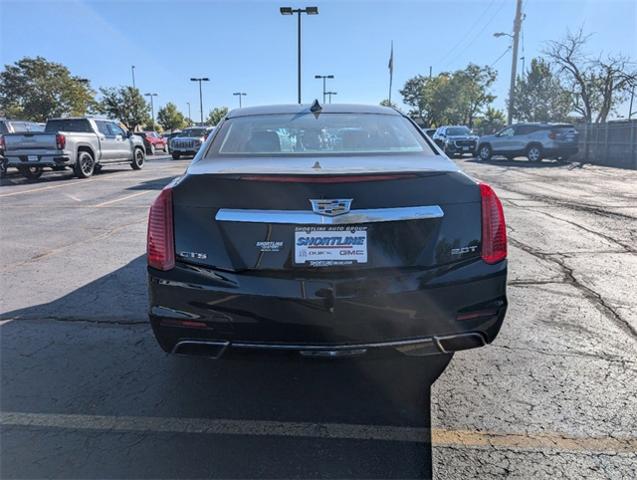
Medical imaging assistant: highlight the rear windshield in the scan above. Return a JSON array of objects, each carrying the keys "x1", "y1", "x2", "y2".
[
  {"x1": 208, "y1": 113, "x2": 433, "y2": 156},
  {"x1": 45, "y1": 119, "x2": 92, "y2": 133},
  {"x1": 446, "y1": 127, "x2": 471, "y2": 136},
  {"x1": 181, "y1": 128, "x2": 208, "y2": 138}
]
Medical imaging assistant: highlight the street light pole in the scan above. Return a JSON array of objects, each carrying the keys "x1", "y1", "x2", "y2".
[
  {"x1": 280, "y1": 6, "x2": 319, "y2": 104},
  {"x1": 187, "y1": 102, "x2": 191, "y2": 124},
  {"x1": 131, "y1": 65, "x2": 136, "y2": 88},
  {"x1": 314, "y1": 75, "x2": 334, "y2": 103},
  {"x1": 233, "y1": 92, "x2": 247, "y2": 108},
  {"x1": 190, "y1": 77, "x2": 210, "y2": 125},
  {"x1": 144, "y1": 93, "x2": 158, "y2": 128},
  {"x1": 325, "y1": 91, "x2": 337, "y2": 104}
]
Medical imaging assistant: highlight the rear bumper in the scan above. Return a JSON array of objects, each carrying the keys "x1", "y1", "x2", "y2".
[
  {"x1": 148, "y1": 259, "x2": 507, "y2": 356},
  {"x1": 6, "y1": 155, "x2": 72, "y2": 167}
]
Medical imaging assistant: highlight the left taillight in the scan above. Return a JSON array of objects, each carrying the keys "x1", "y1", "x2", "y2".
[
  {"x1": 147, "y1": 187, "x2": 175, "y2": 271},
  {"x1": 480, "y1": 183, "x2": 507, "y2": 264},
  {"x1": 56, "y1": 133, "x2": 66, "y2": 150}
]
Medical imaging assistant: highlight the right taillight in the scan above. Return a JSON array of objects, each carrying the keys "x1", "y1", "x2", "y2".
[
  {"x1": 56, "y1": 133, "x2": 66, "y2": 150},
  {"x1": 147, "y1": 188, "x2": 175, "y2": 271},
  {"x1": 480, "y1": 183, "x2": 507, "y2": 264}
]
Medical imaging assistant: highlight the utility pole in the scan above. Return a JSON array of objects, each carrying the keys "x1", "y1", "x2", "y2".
[
  {"x1": 187, "y1": 102, "x2": 191, "y2": 125},
  {"x1": 131, "y1": 65, "x2": 136, "y2": 88},
  {"x1": 429, "y1": 66, "x2": 432, "y2": 78},
  {"x1": 507, "y1": 0, "x2": 523, "y2": 125}
]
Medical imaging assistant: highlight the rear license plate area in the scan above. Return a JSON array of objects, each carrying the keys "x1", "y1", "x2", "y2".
[
  {"x1": 294, "y1": 227, "x2": 368, "y2": 266},
  {"x1": 27, "y1": 155, "x2": 39, "y2": 162}
]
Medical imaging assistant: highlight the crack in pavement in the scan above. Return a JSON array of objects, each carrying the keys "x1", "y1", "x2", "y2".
[{"x1": 508, "y1": 237, "x2": 637, "y2": 340}]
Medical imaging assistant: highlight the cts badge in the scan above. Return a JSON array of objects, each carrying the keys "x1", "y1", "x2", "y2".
[{"x1": 309, "y1": 198, "x2": 353, "y2": 217}]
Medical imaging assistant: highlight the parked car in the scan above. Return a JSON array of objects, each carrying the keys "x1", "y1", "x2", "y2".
[
  {"x1": 134, "y1": 131, "x2": 168, "y2": 155},
  {"x1": 432, "y1": 125, "x2": 479, "y2": 157},
  {"x1": 3, "y1": 117, "x2": 145, "y2": 179},
  {"x1": 477, "y1": 123, "x2": 579, "y2": 162},
  {"x1": 169, "y1": 127, "x2": 213, "y2": 159},
  {"x1": 1, "y1": 119, "x2": 44, "y2": 177},
  {"x1": 147, "y1": 104, "x2": 508, "y2": 359}
]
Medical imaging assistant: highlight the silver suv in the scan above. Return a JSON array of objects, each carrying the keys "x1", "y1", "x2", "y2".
[{"x1": 477, "y1": 123, "x2": 578, "y2": 162}]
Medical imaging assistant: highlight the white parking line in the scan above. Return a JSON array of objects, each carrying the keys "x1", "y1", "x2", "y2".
[
  {"x1": 94, "y1": 190, "x2": 152, "y2": 207},
  {"x1": 0, "y1": 179, "x2": 89, "y2": 198},
  {"x1": 1, "y1": 411, "x2": 635, "y2": 453}
]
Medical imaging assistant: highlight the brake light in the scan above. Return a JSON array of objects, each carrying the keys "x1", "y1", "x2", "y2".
[
  {"x1": 480, "y1": 183, "x2": 507, "y2": 264},
  {"x1": 147, "y1": 188, "x2": 175, "y2": 271},
  {"x1": 548, "y1": 131, "x2": 557, "y2": 140},
  {"x1": 56, "y1": 133, "x2": 66, "y2": 150}
]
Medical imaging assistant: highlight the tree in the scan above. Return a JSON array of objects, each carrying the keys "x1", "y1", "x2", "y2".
[
  {"x1": 400, "y1": 64, "x2": 497, "y2": 127},
  {"x1": 545, "y1": 28, "x2": 637, "y2": 123},
  {"x1": 0, "y1": 56, "x2": 96, "y2": 121},
  {"x1": 99, "y1": 86, "x2": 150, "y2": 130},
  {"x1": 450, "y1": 64, "x2": 497, "y2": 127},
  {"x1": 511, "y1": 58, "x2": 573, "y2": 122},
  {"x1": 206, "y1": 107, "x2": 228, "y2": 126},
  {"x1": 473, "y1": 107, "x2": 506, "y2": 135},
  {"x1": 157, "y1": 102, "x2": 186, "y2": 131}
]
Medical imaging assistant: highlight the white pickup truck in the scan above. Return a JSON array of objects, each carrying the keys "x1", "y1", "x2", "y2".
[{"x1": 3, "y1": 117, "x2": 146, "y2": 180}]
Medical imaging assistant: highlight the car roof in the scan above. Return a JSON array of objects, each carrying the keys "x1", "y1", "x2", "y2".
[{"x1": 226, "y1": 103, "x2": 401, "y2": 118}]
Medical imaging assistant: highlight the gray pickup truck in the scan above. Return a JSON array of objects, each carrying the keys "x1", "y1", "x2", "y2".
[{"x1": 3, "y1": 117, "x2": 146, "y2": 179}]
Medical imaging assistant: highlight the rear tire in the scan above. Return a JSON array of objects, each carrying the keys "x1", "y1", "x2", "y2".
[
  {"x1": 0, "y1": 158, "x2": 7, "y2": 178},
  {"x1": 526, "y1": 145, "x2": 543, "y2": 163},
  {"x1": 20, "y1": 165, "x2": 43, "y2": 180},
  {"x1": 172, "y1": 152, "x2": 180, "y2": 160},
  {"x1": 478, "y1": 144, "x2": 492, "y2": 161},
  {"x1": 74, "y1": 151, "x2": 95, "y2": 178},
  {"x1": 131, "y1": 148, "x2": 145, "y2": 170}
]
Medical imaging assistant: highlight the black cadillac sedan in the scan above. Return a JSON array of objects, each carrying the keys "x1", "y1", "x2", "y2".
[{"x1": 147, "y1": 103, "x2": 507, "y2": 359}]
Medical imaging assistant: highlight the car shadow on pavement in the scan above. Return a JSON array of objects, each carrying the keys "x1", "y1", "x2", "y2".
[
  {"x1": 1, "y1": 256, "x2": 450, "y2": 479},
  {"x1": 0, "y1": 167, "x2": 127, "y2": 187},
  {"x1": 126, "y1": 176, "x2": 180, "y2": 191}
]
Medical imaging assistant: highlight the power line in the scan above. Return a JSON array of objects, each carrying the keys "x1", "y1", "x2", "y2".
[
  {"x1": 438, "y1": 0, "x2": 496, "y2": 67},
  {"x1": 491, "y1": 45, "x2": 512, "y2": 67},
  {"x1": 443, "y1": 0, "x2": 508, "y2": 68}
]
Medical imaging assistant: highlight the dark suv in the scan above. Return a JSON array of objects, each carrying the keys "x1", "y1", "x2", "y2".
[
  {"x1": 432, "y1": 126, "x2": 479, "y2": 157},
  {"x1": 477, "y1": 123, "x2": 579, "y2": 162}
]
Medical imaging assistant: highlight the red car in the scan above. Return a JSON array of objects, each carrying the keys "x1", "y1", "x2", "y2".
[{"x1": 135, "y1": 131, "x2": 168, "y2": 155}]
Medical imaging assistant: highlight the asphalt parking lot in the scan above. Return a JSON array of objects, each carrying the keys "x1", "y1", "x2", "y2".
[{"x1": 1, "y1": 155, "x2": 636, "y2": 479}]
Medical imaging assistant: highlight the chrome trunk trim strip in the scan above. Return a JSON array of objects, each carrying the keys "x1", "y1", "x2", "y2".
[{"x1": 215, "y1": 205, "x2": 443, "y2": 225}]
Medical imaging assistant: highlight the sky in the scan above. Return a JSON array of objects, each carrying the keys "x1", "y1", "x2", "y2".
[{"x1": 1, "y1": 0, "x2": 636, "y2": 121}]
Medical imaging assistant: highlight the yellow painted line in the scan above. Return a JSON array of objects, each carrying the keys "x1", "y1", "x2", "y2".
[
  {"x1": 94, "y1": 190, "x2": 152, "y2": 207},
  {"x1": 0, "y1": 411, "x2": 635, "y2": 454}
]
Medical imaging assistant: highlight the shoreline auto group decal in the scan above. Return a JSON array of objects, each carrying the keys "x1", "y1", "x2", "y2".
[{"x1": 294, "y1": 227, "x2": 368, "y2": 265}]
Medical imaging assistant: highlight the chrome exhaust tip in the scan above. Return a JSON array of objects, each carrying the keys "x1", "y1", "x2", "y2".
[
  {"x1": 299, "y1": 348, "x2": 368, "y2": 358},
  {"x1": 172, "y1": 340, "x2": 230, "y2": 359},
  {"x1": 434, "y1": 333, "x2": 486, "y2": 353}
]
